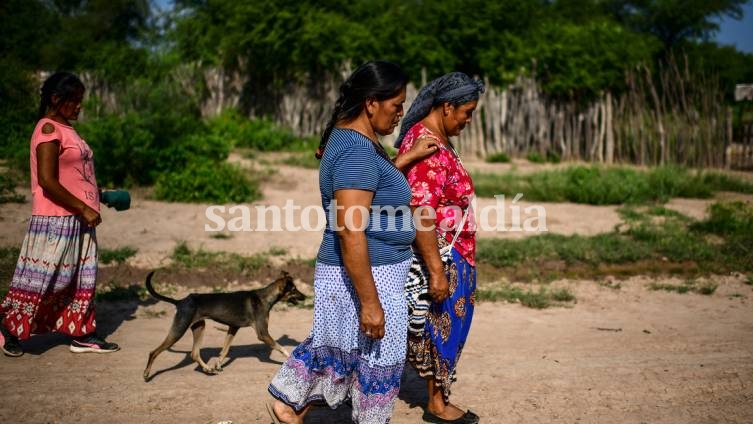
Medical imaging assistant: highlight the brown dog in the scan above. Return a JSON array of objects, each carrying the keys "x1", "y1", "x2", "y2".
[{"x1": 143, "y1": 271, "x2": 305, "y2": 381}]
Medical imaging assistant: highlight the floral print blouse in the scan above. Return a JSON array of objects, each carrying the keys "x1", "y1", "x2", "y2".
[{"x1": 398, "y1": 122, "x2": 476, "y2": 266}]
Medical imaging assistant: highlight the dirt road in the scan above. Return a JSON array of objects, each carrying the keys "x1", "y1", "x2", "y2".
[
  {"x1": 1, "y1": 274, "x2": 752, "y2": 424},
  {"x1": 1, "y1": 159, "x2": 752, "y2": 423}
]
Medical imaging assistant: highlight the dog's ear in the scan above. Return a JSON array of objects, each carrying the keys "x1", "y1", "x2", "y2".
[{"x1": 280, "y1": 270, "x2": 290, "y2": 278}]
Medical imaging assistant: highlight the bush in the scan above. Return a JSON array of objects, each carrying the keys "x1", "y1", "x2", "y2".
[
  {"x1": 79, "y1": 111, "x2": 229, "y2": 188},
  {"x1": 486, "y1": 152, "x2": 511, "y2": 163},
  {"x1": 692, "y1": 201, "x2": 753, "y2": 236},
  {"x1": 153, "y1": 161, "x2": 260, "y2": 203},
  {"x1": 281, "y1": 152, "x2": 321, "y2": 169},
  {"x1": 473, "y1": 165, "x2": 753, "y2": 205},
  {"x1": 99, "y1": 246, "x2": 138, "y2": 265},
  {"x1": 526, "y1": 151, "x2": 546, "y2": 163},
  {"x1": 0, "y1": 57, "x2": 37, "y2": 171},
  {"x1": 561, "y1": 166, "x2": 650, "y2": 205},
  {"x1": 207, "y1": 110, "x2": 317, "y2": 152},
  {"x1": 0, "y1": 172, "x2": 24, "y2": 203},
  {"x1": 78, "y1": 114, "x2": 156, "y2": 186}
]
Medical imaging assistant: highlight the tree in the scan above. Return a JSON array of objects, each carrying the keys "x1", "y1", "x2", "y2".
[{"x1": 606, "y1": 0, "x2": 749, "y2": 52}]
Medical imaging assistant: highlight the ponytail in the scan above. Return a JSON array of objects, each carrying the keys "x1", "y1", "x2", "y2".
[
  {"x1": 316, "y1": 94, "x2": 346, "y2": 160},
  {"x1": 315, "y1": 61, "x2": 408, "y2": 160},
  {"x1": 37, "y1": 72, "x2": 85, "y2": 119}
]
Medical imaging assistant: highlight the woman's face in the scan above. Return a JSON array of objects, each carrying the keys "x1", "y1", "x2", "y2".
[
  {"x1": 52, "y1": 88, "x2": 85, "y2": 122},
  {"x1": 443, "y1": 100, "x2": 478, "y2": 137},
  {"x1": 368, "y1": 87, "x2": 407, "y2": 136}
]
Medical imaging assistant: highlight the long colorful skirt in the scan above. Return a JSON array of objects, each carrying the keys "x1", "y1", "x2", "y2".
[
  {"x1": 1, "y1": 215, "x2": 98, "y2": 340},
  {"x1": 406, "y1": 247, "x2": 476, "y2": 402},
  {"x1": 269, "y1": 259, "x2": 411, "y2": 424}
]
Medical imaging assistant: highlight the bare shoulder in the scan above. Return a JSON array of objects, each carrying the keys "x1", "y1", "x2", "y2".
[{"x1": 42, "y1": 123, "x2": 55, "y2": 134}]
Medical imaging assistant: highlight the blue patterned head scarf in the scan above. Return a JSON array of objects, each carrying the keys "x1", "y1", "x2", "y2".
[{"x1": 395, "y1": 72, "x2": 485, "y2": 148}]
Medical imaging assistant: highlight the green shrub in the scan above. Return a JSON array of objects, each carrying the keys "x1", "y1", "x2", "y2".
[
  {"x1": 281, "y1": 152, "x2": 321, "y2": 169},
  {"x1": 486, "y1": 152, "x2": 511, "y2": 163},
  {"x1": 522, "y1": 150, "x2": 561, "y2": 164},
  {"x1": 692, "y1": 201, "x2": 753, "y2": 236},
  {"x1": 157, "y1": 132, "x2": 232, "y2": 174},
  {"x1": 473, "y1": 165, "x2": 753, "y2": 205},
  {"x1": 476, "y1": 284, "x2": 575, "y2": 308},
  {"x1": 78, "y1": 114, "x2": 156, "y2": 186},
  {"x1": 0, "y1": 57, "x2": 36, "y2": 172},
  {"x1": 526, "y1": 151, "x2": 546, "y2": 163},
  {"x1": 207, "y1": 110, "x2": 317, "y2": 152},
  {"x1": 646, "y1": 165, "x2": 713, "y2": 200},
  {"x1": 692, "y1": 201, "x2": 753, "y2": 270},
  {"x1": 96, "y1": 283, "x2": 147, "y2": 302},
  {"x1": 699, "y1": 172, "x2": 753, "y2": 194},
  {"x1": 80, "y1": 112, "x2": 230, "y2": 188},
  {"x1": 546, "y1": 151, "x2": 562, "y2": 164},
  {"x1": 154, "y1": 161, "x2": 260, "y2": 203},
  {"x1": 170, "y1": 242, "x2": 271, "y2": 272},
  {"x1": 562, "y1": 166, "x2": 650, "y2": 204},
  {"x1": 99, "y1": 247, "x2": 138, "y2": 265},
  {"x1": 78, "y1": 74, "x2": 211, "y2": 187},
  {"x1": 648, "y1": 280, "x2": 717, "y2": 295},
  {"x1": 0, "y1": 172, "x2": 24, "y2": 203}
]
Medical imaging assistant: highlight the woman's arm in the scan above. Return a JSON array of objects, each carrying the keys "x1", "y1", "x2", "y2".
[
  {"x1": 37, "y1": 142, "x2": 101, "y2": 227},
  {"x1": 411, "y1": 206, "x2": 450, "y2": 302},
  {"x1": 394, "y1": 136, "x2": 439, "y2": 173},
  {"x1": 334, "y1": 188, "x2": 385, "y2": 339}
]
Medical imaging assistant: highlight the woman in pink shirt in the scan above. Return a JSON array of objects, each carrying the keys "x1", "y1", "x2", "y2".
[
  {"x1": 0, "y1": 72, "x2": 119, "y2": 356},
  {"x1": 395, "y1": 72, "x2": 484, "y2": 424}
]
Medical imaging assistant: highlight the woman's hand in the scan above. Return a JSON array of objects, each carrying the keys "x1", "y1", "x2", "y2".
[
  {"x1": 408, "y1": 136, "x2": 440, "y2": 161},
  {"x1": 81, "y1": 205, "x2": 102, "y2": 228},
  {"x1": 360, "y1": 301, "x2": 386, "y2": 339},
  {"x1": 394, "y1": 136, "x2": 439, "y2": 173},
  {"x1": 428, "y1": 273, "x2": 450, "y2": 302}
]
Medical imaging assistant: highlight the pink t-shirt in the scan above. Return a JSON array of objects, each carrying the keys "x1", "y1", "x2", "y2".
[{"x1": 30, "y1": 118, "x2": 100, "y2": 216}]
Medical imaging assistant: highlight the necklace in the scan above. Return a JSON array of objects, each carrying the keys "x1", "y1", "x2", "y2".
[
  {"x1": 423, "y1": 122, "x2": 463, "y2": 165},
  {"x1": 447, "y1": 141, "x2": 462, "y2": 164}
]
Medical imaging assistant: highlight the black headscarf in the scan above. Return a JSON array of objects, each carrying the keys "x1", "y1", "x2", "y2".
[{"x1": 395, "y1": 72, "x2": 485, "y2": 148}]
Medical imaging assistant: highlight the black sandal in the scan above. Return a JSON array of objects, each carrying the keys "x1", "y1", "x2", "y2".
[
  {"x1": 422, "y1": 409, "x2": 479, "y2": 424},
  {"x1": 0, "y1": 326, "x2": 23, "y2": 357}
]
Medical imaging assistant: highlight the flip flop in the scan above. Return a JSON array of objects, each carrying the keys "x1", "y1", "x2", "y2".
[{"x1": 265, "y1": 402, "x2": 282, "y2": 424}]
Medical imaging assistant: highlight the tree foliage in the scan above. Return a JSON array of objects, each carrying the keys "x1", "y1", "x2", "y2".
[
  {"x1": 606, "y1": 0, "x2": 748, "y2": 51},
  {"x1": 168, "y1": 0, "x2": 750, "y2": 102},
  {"x1": 2, "y1": 0, "x2": 752, "y2": 182}
]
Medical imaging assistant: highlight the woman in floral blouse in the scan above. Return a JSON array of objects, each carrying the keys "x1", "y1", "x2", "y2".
[{"x1": 395, "y1": 72, "x2": 485, "y2": 424}]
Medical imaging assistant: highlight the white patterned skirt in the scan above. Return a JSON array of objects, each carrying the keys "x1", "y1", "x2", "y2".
[{"x1": 268, "y1": 259, "x2": 411, "y2": 424}]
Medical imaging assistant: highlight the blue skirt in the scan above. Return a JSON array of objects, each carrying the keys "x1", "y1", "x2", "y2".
[{"x1": 406, "y1": 247, "x2": 476, "y2": 402}]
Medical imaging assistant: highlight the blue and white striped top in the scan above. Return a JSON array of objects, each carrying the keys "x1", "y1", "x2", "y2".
[{"x1": 317, "y1": 128, "x2": 416, "y2": 266}]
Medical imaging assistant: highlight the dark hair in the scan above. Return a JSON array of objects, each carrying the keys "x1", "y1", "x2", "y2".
[
  {"x1": 316, "y1": 61, "x2": 409, "y2": 159},
  {"x1": 38, "y1": 72, "x2": 85, "y2": 119}
]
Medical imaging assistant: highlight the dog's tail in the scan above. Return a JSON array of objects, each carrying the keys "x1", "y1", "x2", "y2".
[{"x1": 145, "y1": 271, "x2": 179, "y2": 305}]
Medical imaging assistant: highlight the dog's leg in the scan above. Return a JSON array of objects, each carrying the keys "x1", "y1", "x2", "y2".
[
  {"x1": 144, "y1": 313, "x2": 194, "y2": 381},
  {"x1": 254, "y1": 318, "x2": 290, "y2": 358},
  {"x1": 213, "y1": 326, "x2": 239, "y2": 372},
  {"x1": 190, "y1": 320, "x2": 216, "y2": 374}
]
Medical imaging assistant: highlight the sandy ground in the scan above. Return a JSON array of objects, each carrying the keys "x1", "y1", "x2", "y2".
[{"x1": 1, "y1": 158, "x2": 753, "y2": 423}]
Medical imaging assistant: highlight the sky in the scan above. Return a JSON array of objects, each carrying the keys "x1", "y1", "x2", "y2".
[
  {"x1": 715, "y1": 2, "x2": 753, "y2": 53},
  {"x1": 153, "y1": 0, "x2": 753, "y2": 54}
]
